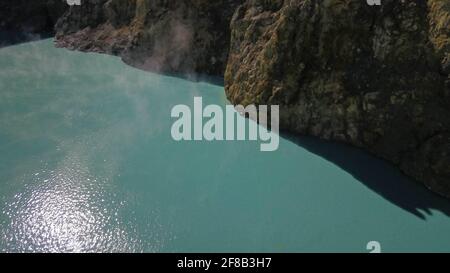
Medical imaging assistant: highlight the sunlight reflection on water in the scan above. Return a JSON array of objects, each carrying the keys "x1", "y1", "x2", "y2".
[{"x1": 1, "y1": 153, "x2": 145, "y2": 252}]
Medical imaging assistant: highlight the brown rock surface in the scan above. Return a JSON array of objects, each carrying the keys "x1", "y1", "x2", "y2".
[
  {"x1": 225, "y1": 0, "x2": 450, "y2": 197},
  {"x1": 55, "y1": 0, "x2": 243, "y2": 75}
]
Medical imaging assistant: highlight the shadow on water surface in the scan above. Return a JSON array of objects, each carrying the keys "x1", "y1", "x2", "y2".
[
  {"x1": 100, "y1": 56, "x2": 450, "y2": 221},
  {"x1": 283, "y1": 132, "x2": 450, "y2": 220}
]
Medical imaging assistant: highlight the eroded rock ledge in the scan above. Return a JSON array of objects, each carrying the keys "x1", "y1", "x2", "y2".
[{"x1": 55, "y1": 0, "x2": 243, "y2": 75}]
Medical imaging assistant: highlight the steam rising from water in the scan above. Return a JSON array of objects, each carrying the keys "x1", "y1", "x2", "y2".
[{"x1": 141, "y1": 19, "x2": 194, "y2": 73}]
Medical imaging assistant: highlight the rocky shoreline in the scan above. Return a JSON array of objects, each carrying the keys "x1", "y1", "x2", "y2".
[
  {"x1": 2, "y1": 0, "x2": 449, "y2": 198},
  {"x1": 54, "y1": 0, "x2": 243, "y2": 76}
]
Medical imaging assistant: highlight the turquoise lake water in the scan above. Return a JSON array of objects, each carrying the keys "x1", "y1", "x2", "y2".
[{"x1": 0, "y1": 39, "x2": 450, "y2": 253}]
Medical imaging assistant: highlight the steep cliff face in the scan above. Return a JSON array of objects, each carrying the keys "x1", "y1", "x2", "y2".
[
  {"x1": 0, "y1": 0, "x2": 67, "y2": 46},
  {"x1": 225, "y1": 0, "x2": 450, "y2": 197},
  {"x1": 55, "y1": 0, "x2": 243, "y2": 75}
]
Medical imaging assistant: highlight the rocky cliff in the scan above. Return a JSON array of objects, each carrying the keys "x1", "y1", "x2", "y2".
[
  {"x1": 55, "y1": 0, "x2": 243, "y2": 75},
  {"x1": 225, "y1": 0, "x2": 450, "y2": 198}
]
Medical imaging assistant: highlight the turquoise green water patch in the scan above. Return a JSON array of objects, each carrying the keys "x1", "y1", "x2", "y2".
[{"x1": 0, "y1": 39, "x2": 449, "y2": 253}]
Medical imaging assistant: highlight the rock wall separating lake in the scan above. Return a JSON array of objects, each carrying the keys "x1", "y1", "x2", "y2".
[
  {"x1": 55, "y1": 0, "x2": 243, "y2": 75},
  {"x1": 225, "y1": 0, "x2": 450, "y2": 198},
  {"x1": 0, "y1": 0, "x2": 67, "y2": 46}
]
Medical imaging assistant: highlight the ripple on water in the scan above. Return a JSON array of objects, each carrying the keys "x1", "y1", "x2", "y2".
[{"x1": 0, "y1": 152, "x2": 170, "y2": 253}]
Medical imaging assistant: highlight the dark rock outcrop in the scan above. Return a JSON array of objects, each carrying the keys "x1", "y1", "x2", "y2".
[
  {"x1": 225, "y1": 0, "x2": 450, "y2": 197},
  {"x1": 55, "y1": 0, "x2": 243, "y2": 75},
  {"x1": 0, "y1": 0, "x2": 67, "y2": 46}
]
